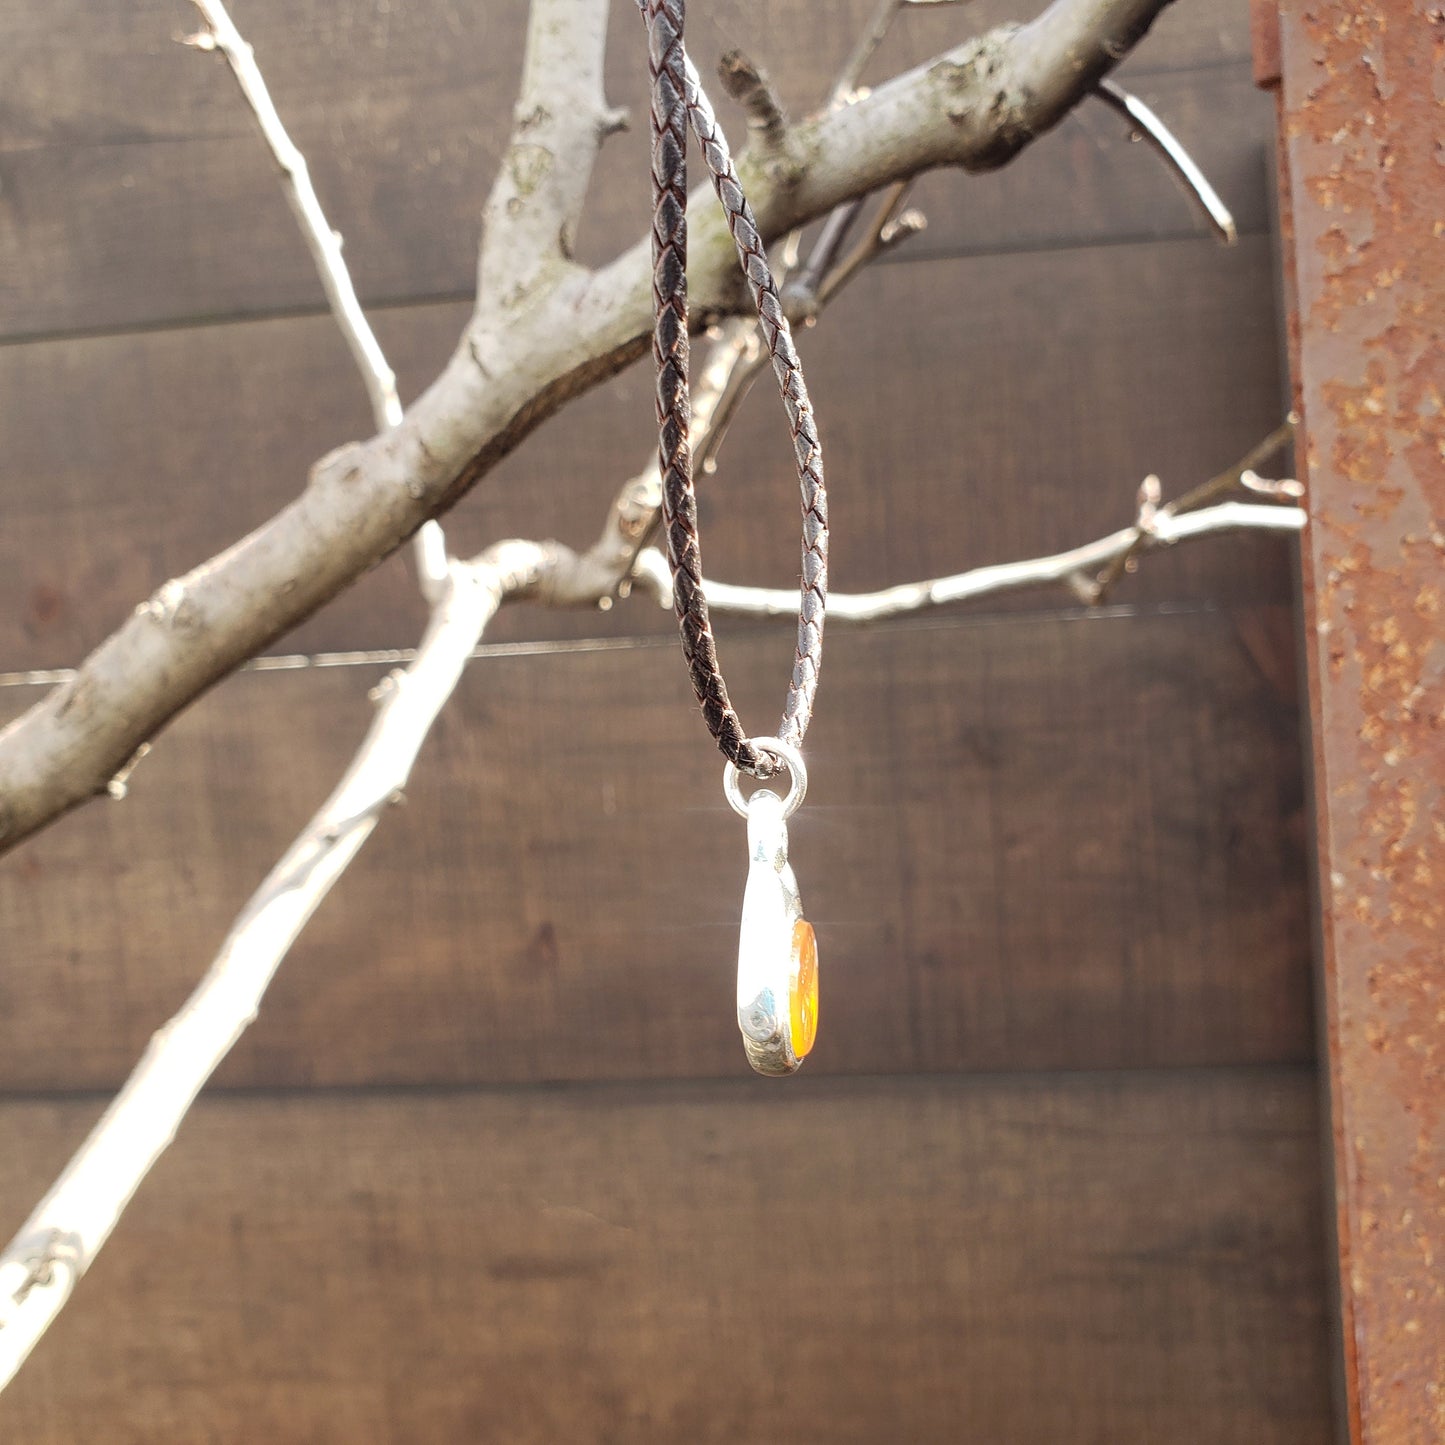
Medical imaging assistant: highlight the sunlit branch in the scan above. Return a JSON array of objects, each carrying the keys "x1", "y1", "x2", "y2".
[
  {"x1": 1093, "y1": 78, "x2": 1238, "y2": 245},
  {"x1": 632, "y1": 502, "x2": 1303, "y2": 620},
  {"x1": 184, "y1": 0, "x2": 448, "y2": 598},
  {"x1": 630, "y1": 429, "x2": 1304, "y2": 619},
  {"x1": 0, "y1": 542, "x2": 544, "y2": 1389}
]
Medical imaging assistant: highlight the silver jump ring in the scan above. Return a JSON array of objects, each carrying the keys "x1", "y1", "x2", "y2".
[{"x1": 723, "y1": 737, "x2": 808, "y2": 820}]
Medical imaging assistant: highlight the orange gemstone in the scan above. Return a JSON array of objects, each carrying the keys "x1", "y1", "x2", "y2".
[{"x1": 788, "y1": 919, "x2": 819, "y2": 1059}]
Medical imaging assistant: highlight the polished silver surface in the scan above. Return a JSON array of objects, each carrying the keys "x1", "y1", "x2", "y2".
[{"x1": 734, "y1": 788, "x2": 807, "y2": 1076}]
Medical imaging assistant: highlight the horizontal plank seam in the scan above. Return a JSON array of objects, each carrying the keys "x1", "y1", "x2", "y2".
[
  {"x1": 0, "y1": 1060, "x2": 1320, "y2": 1109},
  {"x1": 0, "y1": 224, "x2": 1272, "y2": 353},
  {"x1": 1113, "y1": 54, "x2": 1263, "y2": 80},
  {"x1": 0, "y1": 52, "x2": 1258, "y2": 159},
  {"x1": 0, "y1": 53, "x2": 1258, "y2": 162}
]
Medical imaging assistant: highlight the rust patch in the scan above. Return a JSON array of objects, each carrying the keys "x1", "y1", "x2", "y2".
[
  {"x1": 1251, "y1": 0, "x2": 1282, "y2": 86},
  {"x1": 1276, "y1": 2, "x2": 1445, "y2": 1439}
]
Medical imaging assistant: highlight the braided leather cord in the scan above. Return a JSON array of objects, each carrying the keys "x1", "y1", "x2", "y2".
[{"x1": 644, "y1": 0, "x2": 829, "y2": 779}]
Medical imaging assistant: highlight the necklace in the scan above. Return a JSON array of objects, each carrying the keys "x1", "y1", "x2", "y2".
[{"x1": 643, "y1": 0, "x2": 829, "y2": 1075}]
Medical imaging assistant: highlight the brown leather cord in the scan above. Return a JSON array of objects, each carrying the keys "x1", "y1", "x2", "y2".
[{"x1": 643, "y1": 0, "x2": 829, "y2": 779}]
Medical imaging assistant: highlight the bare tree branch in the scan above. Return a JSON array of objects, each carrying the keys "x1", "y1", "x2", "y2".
[
  {"x1": 0, "y1": 0, "x2": 1178, "y2": 857},
  {"x1": 717, "y1": 51, "x2": 790, "y2": 154},
  {"x1": 807, "y1": 183, "x2": 925, "y2": 313},
  {"x1": 781, "y1": 0, "x2": 922, "y2": 300},
  {"x1": 833, "y1": 0, "x2": 913, "y2": 102},
  {"x1": 634, "y1": 501, "x2": 1304, "y2": 620},
  {"x1": 477, "y1": 0, "x2": 626, "y2": 313},
  {"x1": 1093, "y1": 78, "x2": 1237, "y2": 244},
  {"x1": 184, "y1": 0, "x2": 450, "y2": 601},
  {"x1": 618, "y1": 426, "x2": 1303, "y2": 620},
  {"x1": 182, "y1": 2, "x2": 401, "y2": 432},
  {"x1": 1089, "y1": 417, "x2": 1294, "y2": 600},
  {"x1": 0, "y1": 542, "x2": 545, "y2": 1389}
]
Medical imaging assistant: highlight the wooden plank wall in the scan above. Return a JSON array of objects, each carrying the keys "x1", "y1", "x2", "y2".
[{"x1": 0, "y1": 1, "x2": 1334, "y2": 1439}]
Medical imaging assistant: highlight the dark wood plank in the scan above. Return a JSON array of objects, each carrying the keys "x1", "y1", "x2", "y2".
[
  {"x1": 0, "y1": 0, "x2": 1266, "y2": 338},
  {"x1": 0, "y1": 605, "x2": 1312, "y2": 1090},
  {"x1": 0, "y1": 1069, "x2": 1332, "y2": 1443},
  {"x1": 0, "y1": 235, "x2": 1290, "y2": 672}
]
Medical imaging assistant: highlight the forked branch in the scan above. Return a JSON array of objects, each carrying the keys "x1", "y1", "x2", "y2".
[
  {"x1": 0, "y1": 0, "x2": 1182, "y2": 859},
  {"x1": 477, "y1": 0, "x2": 626, "y2": 311}
]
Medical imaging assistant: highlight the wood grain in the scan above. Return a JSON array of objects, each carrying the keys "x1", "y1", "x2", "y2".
[
  {"x1": 0, "y1": 1069, "x2": 1332, "y2": 1444},
  {"x1": 0, "y1": 606, "x2": 1312, "y2": 1091},
  {"x1": 0, "y1": 235, "x2": 1290, "y2": 672},
  {"x1": 0, "y1": 0, "x2": 1267, "y2": 339}
]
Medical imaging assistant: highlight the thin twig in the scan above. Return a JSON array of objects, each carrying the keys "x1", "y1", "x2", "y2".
[
  {"x1": 183, "y1": 2, "x2": 399, "y2": 430},
  {"x1": 1091, "y1": 418, "x2": 1295, "y2": 600},
  {"x1": 785, "y1": 0, "x2": 920, "y2": 310},
  {"x1": 1153, "y1": 418, "x2": 1296, "y2": 516},
  {"x1": 833, "y1": 0, "x2": 908, "y2": 103},
  {"x1": 633, "y1": 501, "x2": 1303, "y2": 620},
  {"x1": 783, "y1": 202, "x2": 865, "y2": 313},
  {"x1": 629, "y1": 429, "x2": 1305, "y2": 619},
  {"x1": 717, "y1": 51, "x2": 789, "y2": 153},
  {"x1": 1093, "y1": 78, "x2": 1237, "y2": 245},
  {"x1": 183, "y1": 0, "x2": 449, "y2": 600},
  {"x1": 814, "y1": 185, "x2": 924, "y2": 309}
]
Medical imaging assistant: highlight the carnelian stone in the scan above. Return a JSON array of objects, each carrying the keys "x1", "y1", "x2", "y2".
[{"x1": 789, "y1": 919, "x2": 819, "y2": 1059}]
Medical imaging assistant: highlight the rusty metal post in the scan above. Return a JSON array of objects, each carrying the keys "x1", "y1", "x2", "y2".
[{"x1": 1257, "y1": 3, "x2": 1445, "y2": 1440}]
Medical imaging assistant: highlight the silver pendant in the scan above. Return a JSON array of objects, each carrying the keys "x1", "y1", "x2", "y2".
[{"x1": 724, "y1": 738, "x2": 818, "y2": 1077}]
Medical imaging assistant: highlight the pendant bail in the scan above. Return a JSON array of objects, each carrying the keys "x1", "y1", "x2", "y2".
[{"x1": 722, "y1": 736, "x2": 807, "y2": 820}]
